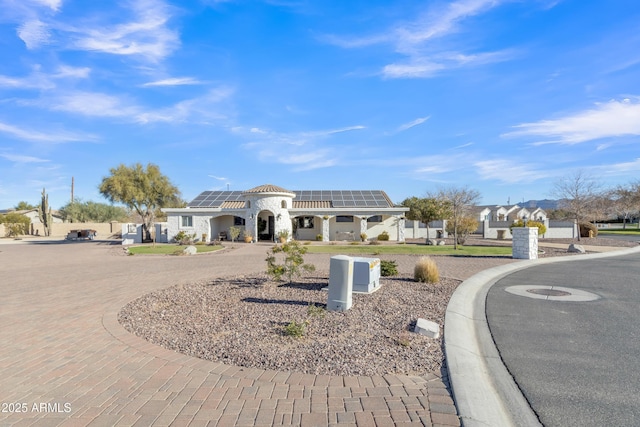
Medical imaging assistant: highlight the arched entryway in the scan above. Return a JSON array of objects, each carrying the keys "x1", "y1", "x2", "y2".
[{"x1": 257, "y1": 209, "x2": 275, "y2": 241}]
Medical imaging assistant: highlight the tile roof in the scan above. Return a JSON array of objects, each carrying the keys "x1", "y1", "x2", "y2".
[
  {"x1": 291, "y1": 201, "x2": 332, "y2": 209},
  {"x1": 243, "y1": 184, "x2": 294, "y2": 194},
  {"x1": 219, "y1": 201, "x2": 246, "y2": 209}
]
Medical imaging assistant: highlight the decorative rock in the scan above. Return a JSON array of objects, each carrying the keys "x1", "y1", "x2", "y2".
[
  {"x1": 568, "y1": 244, "x2": 585, "y2": 254},
  {"x1": 183, "y1": 245, "x2": 197, "y2": 255},
  {"x1": 437, "y1": 240, "x2": 446, "y2": 246},
  {"x1": 426, "y1": 239, "x2": 435, "y2": 245},
  {"x1": 414, "y1": 318, "x2": 440, "y2": 339}
]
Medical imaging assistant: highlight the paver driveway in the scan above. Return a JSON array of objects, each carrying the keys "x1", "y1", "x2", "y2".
[{"x1": 0, "y1": 239, "x2": 513, "y2": 426}]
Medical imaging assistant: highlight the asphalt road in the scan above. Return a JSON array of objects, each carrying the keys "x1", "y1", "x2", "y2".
[
  {"x1": 597, "y1": 232, "x2": 640, "y2": 243},
  {"x1": 486, "y1": 253, "x2": 640, "y2": 427}
]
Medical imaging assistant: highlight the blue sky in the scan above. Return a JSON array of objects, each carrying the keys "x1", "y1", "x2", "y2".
[{"x1": 1, "y1": 0, "x2": 639, "y2": 209}]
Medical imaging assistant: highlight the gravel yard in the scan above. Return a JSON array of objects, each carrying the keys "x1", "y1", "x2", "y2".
[
  {"x1": 118, "y1": 236, "x2": 636, "y2": 378},
  {"x1": 119, "y1": 272, "x2": 461, "y2": 377}
]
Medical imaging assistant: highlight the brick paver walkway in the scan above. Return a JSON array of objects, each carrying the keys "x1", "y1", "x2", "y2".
[{"x1": 0, "y1": 239, "x2": 514, "y2": 426}]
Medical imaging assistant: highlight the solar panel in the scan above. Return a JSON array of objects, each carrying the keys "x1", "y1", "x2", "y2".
[
  {"x1": 187, "y1": 191, "x2": 244, "y2": 208},
  {"x1": 187, "y1": 189, "x2": 393, "y2": 208}
]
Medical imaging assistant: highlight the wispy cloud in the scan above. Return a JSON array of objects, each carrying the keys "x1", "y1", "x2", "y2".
[
  {"x1": 141, "y1": 77, "x2": 203, "y2": 87},
  {"x1": 135, "y1": 87, "x2": 234, "y2": 124},
  {"x1": 32, "y1": 0, "x2": 62, "y2": 12},
  {"x1": 504, "y1": 98, "x2": 640, "y2": 145},
  {"x1": 65, "y1": 0, "x2": 179, "y2": 62},
  {"x1": 18, "y1": 19, "x2": 51, "y2": 49},
  {"x1": 474, "y1": 158, "x2": 543, "y2": 183},
  {"x1": 397, "y1": 116, "x2": 430, "y2": 132},
  {"x1": 0, "y1": 121, "x2": 95, "y2": 143},
  {"x1": 238, "y1": 124, "x2": 365, "y2": 170},
  {"x1": 45, "y1": 91, "x2": 140, "y2": 118},
  {"x1": 326, "y1": 0, "x2": 513, "y2": 79},
  {"x1": 0, "y1": 153, "x2": 50, "y2": 163}
]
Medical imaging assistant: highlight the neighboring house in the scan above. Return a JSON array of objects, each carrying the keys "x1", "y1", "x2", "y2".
[
  {"x1": 14, "y1": 209, "x2": 64, "y2": 224},
  {"x1": 162, "y1": 184, "x2": 410, "y2": 243}
]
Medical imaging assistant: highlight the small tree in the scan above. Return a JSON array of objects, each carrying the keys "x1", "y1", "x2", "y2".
[
  {"x1": 445, "y1": 214, "x2": 478, "y2": 246},
  {"x1": 402, "y1": 196, "x2": 452, "y2": 243},
  {"x1": 552, "y1": 170, "x2": 601, "y2": 241},
  {"x1": 14, "y1": 201, "x2": 37, "y2": 210},
  {"x1": 437, "y1": 186, "x2": 481, "y2": 250},
  {"x1": 266, "y1": 240, "x2": 316, "y2": 284},
  {"x1": 99, "y1": 163, "x2": 181, "y2": 245},
  {"x1": 229, "y1": 226, "x2": 241, "y2": 242}
]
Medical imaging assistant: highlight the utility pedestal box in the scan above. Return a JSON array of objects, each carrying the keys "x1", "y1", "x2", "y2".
[
  {"x1": 327, "y1": 255, "x2": 354, "y2": 312},
  {"x1": 352, "y1": 257, "x2": 381, "y2": 294}
]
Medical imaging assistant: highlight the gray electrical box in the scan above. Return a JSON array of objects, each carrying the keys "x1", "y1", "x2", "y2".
[
  {"x1": 327, "y1": 255, "x2": 354, "y2": 311},
  {"x1": 352, "y1": 257, "x2": 381, "y2": 294}
]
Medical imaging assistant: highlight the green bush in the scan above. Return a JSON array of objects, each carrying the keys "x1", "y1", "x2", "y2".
[
  {"x1": 510, "y1": 219, "x2": 547, "y2": 236},
  {"x1": 283, "y1": 320, "x2": 307, "y2": 338},
  {"x1": 174, "y1": 230, "x2": 196, "y2": 245},
  {"x1": 414, "y1": 256, "x2": 439, "y2": 283},
  {"x1": 307, "y1": 304, "x2": 325, "y2": 318},
  {"x1": 377, "y1": 231, "x2": 390, "y2": 241},
  {"x1": 360, "y1": 232, "x2": 367, "y2": 242},
  {"x1": 0, "y1": 212, "x2": 30, "y2": 237},
  {"x1": 316, "y1": 234, "x2": 323, "y2": 241},
  {"x1": 579, "y1": 222, "x2": 598, "y2": 237},
  {"x1": 380, "y1": 260, "x2": 398, "y2": 277}
]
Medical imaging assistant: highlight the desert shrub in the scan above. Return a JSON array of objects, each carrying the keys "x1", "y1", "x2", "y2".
[
  {"x1": 229, "y1": 226, "x2": 241, "y2": 242},
  {"x1": 510, "y1": 219, "x2": 547, "y2": 236},
  {"x1": 316, "y1": 234, "x2": 323, "y2": 241},
  {"x1": 307, "y1": 304, "x2": 325, "y2": 318},
  {"x1": 445, "y1": 215, "x2": 478, "y2": 246},
  {"x1": 283, "y1": 320, "x2": 307, "y2": 338},
  {"x1": 349, "y1": 241, "x2": 360, "y2": 245},
  {"x1": 303, "y1": 241, "x2": 311, "y2": 245},
  {"x1": 360, "y1": 232, "x2": 367, "y2": 242},
  {"x1": 0, "y1": 212, "x2": 30, "y2": 237},
  {"x1": 266, "y1": 240, "x2": 316, "y2": 283},
  {"x1": 377, "y1": 231, "x2": 390, "y2": 241},
  {"x1": 414, "y1": 256, "x2": 439, "y2": 283},
  {"x1": 579, "y1": 222, "x2": 598, "y2": 237},
  {"x1": 380, "y1": 260, "x2": 398, "y2": 277},
  {"x1": 174, "y1": 231, "x2": 196, "y2": 245},
  {"x1": 369, "y1": 240, "x2": 381, "y2": 245}
]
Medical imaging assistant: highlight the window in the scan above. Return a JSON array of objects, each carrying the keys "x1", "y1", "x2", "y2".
[
  {"x1": 297, "y1": 216, "x2": 314, "y2": 229},
  {"x1": 368, "y1": 215, "x2": 382, "y2": 223},
  {"x1": 246, "y1": 201, "x2": 251, "y2": 208},
  {"x1": 181, "y1": 216, "x2": 193, "y2": 227},
  {"x1": 281, "y1": 200, "x2": 287, "y2": 208},
  {"x1": 234, "y1": 216, "x2": 246, "y2": 226},
  {"x1": 336, "y1": 215, "x2": 354, "y2": 223}
]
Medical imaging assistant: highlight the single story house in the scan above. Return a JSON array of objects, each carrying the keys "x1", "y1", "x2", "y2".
[{"x1": 162, "y1": 184, "x2": 410, "y2": 243}]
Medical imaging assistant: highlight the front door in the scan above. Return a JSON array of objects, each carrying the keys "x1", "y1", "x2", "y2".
[{"x1": 268, "y1": 215, "x2": 275, "y2": 241}]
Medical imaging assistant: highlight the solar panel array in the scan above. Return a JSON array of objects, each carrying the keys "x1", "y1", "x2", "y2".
[
  {"x1": 293, "y1": 190, "x2": 391, "y2": 207},
  {"x1": 187, "y1": 190, "x2": 392, "y2": 208},
  {"x1": 187, "y1": 191, "x2": 244, "y2": 208}
]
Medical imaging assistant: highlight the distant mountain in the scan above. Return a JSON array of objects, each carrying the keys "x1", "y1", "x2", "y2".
[{"x1": 521, "y1": 199, "x2": 562, "y2": 210}]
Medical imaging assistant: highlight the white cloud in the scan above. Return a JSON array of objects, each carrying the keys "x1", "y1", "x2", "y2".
[
  {"x1": 504, "y1": 98, "x2": 640, "y2": 145},
  {"x1": 0, "y1": 121, "x2": 94, "y2": 143},
  {"x1": 67, "y1": 0, "x2": 179, "y2": 62},
  {"x1": 326, "y1": 0, "x2": 513, "y2": 79},
  {"x1": 141, "y1": 77, "x2": 202, "y2": 87},
  {"x1": 17, "y1": 19, "x2": 51, "y2": 49},
  {"x1": 397, "y1": 116, "x2": 430, "y2": 132},
  {"x1": 47, "y1": 91, "x2": 140, "y2": 118},
  {"x1": 0, "y1": 153, "x2": 50, "y2": 163},
  {"x1": 53, "y1": 65, "x2": 91, "y2": 79},
  {"x1": 474, "y1": 159, "x2": 542, "y2": 183},
  {"x1": 32, "y1": 0, "x2": 62, "y2": 11},
  {"x1": 135, "y1": 87, "x2": 234, "y2": 124},
  {"x1": 601, "y1": 158, "x2": 640, "y2": 175}
]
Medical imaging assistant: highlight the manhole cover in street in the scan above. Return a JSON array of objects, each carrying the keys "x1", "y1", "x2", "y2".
[
  {"x1": 505, "y1": 285, "x2": 600, "y2": 302},
  {"x1": 526, "y1": 288, "x2": 571, "y2": 297}
]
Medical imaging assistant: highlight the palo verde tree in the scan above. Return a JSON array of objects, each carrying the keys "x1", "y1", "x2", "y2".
[
  {"x1": 99, "y1": 163, "x2": 181, "y2": 243},
  {"x1": 401, "y1": 196, "x2": 452, "y2": 244},
  {"x1": 436, "y1": 186, "x2": 481, "y2": 250}
]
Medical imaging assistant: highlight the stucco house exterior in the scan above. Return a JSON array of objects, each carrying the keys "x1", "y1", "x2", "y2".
[{"x1": 162, "y1": 184, "x2": 410, "y2": 243}]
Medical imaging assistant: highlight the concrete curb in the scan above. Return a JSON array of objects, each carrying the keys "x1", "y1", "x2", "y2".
[{"x1": 444, "y1": 245, "x2": 640, "y2": 427}]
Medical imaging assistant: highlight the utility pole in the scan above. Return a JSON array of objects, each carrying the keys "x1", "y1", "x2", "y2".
[{"x1": 71, "y1": 177, "x2": 75, "y2": 203}]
